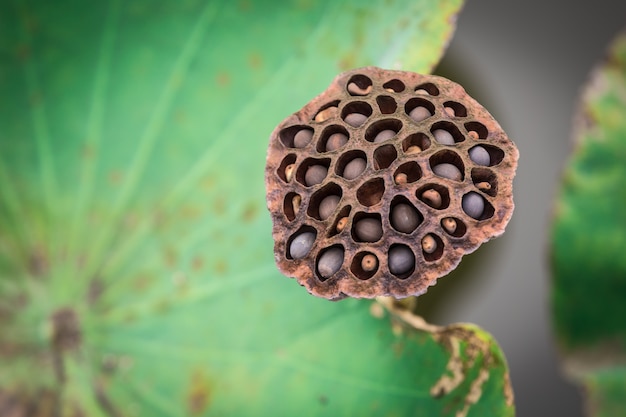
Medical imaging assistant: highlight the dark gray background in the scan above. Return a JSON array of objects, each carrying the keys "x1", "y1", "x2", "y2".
[{"x1": 417, "y1": 1, "x2": 626, "y2": 416}]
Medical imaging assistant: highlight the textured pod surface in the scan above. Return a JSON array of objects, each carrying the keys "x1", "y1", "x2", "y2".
[{"x1": 266, "y1": 67, "x2": 519, "y2": 299}]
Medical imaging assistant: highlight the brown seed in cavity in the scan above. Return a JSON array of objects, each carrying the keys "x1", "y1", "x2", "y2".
[
  {"x1": 406, "y1": 145, "x2": 422, "y2": 155},
  {"x1": 433, "y1": 163, "x2": 462, "y2": 181},
  {"x1": 373, "y1": 129, "x2": 396, "y2": 143},
  {"x1": 395, "y1": 173, "x2": 408, "y2": 185},
  {"x1": 415, "y1": 89, "x2": 428, "y2": 94},
  {"x1": 385, "y1": 88, "x2": 395, "y2": 93},
  {"x1": 336, "y1": 217, "x2": 348, "y2": 232},
  {"x1": 476, "y1": 181, "x2": 492, "y2": 191},
  {"x1": 355, "y1": 218, "x2": 383, "y2": 242},
  {"x1": 344, "y1": 113, "x2": 368, "y2": 127},
  {"x1": 421, "y1": 234, "x2": 437, "y2": 254},
  {"x1": 285, "y1": 164, "x2": 295, "y2": 182},
  {"x1": 315, "y1": 106, "x2": 337, "y2": 122},
  {"x1": 409, "y1": 106, "x2": 430, "y2": 122},
  {"x1": 305, "y1": 165, "x2": 328, "y2": 186},
  {"x1": 468, "y1": 131, "x2": 479, "y2": 140},
  {"x1": 442, "y1": 217, "x2": 457, "y2": 234},
  {"x1": 347, "y1": 82, "x2": 372, "y2": 95},
  {"x1": 294, "y1": 129, "x2": 313, "y2": 148},
  {"x1": 361, "y1": 254, "x2": 378, "y2": 272},
  {"x1": 292, "y1": 194, "x2": 302, "y2": 215},
  {"x1": 343, "y1": 158, "x2": 366, "y2": 180},
  {"x1": 391, "y1": 204, "x2": 420, "y2": 234},
  {"x1": 326, "y1": 132, "x2": 348, "y2": 151},
  {"x1": 444, "y1": 106, "x2": 456, "y2": 117},
  {"x1": 319, "y1": 195, "x2": 340, "y2": 220},
  {"x1": 422, "y1": 189, "x2": 442, "y2": 208}
]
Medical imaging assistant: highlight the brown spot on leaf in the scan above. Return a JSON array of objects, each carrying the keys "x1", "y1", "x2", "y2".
[
  {"x1": 187, "y1": 370, "x2": 212, "y2": 415},
  {"x1": 192, "y1": 256, "x2": 205, "y2": 272},
  {"x1": 248, "y1": 52, "x2": 263, "y2": 70},
  {"x1": 241, "y1": 202, "x2": 258, "y2": 223},
  {"x1": 216, "y1": 72, "x2": 231, "y2": 87}
]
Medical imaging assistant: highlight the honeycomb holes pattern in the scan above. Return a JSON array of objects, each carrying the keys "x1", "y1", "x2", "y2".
[{"x1": 268, "y1": 68, "x2": 515, "y2": 298}]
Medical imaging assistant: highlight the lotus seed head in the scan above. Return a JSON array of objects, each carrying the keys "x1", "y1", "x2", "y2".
[
  {"x1": 317, "y1": 247, "x2": 344, "y2": 278},
  {"x1": 361, "y1": 254, "x2": 378, "y2": 272},
  {"x1": 289, "y1": 231, "x2": 316, "y2": 259},
  {"x1": 421, "y1": 234, "x2": 437, "y2": 254},
  {"x1": 422, "y1": 189, "x2": 442, "y2": 208},
  {"x1": 433, "y1": 129, "x2": 455, "y2": 145}
]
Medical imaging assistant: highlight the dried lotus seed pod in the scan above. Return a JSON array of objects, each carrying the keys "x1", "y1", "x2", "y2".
[{"x1": 265, "y1": 66, "x2": 518, "y2": 300}]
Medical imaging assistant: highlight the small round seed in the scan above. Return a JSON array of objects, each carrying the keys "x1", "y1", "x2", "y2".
[
  {"x1": 354, "y1": 218, "x2": 383, "y2": 242},
  {"x1": 292, "y1": 194, "x2": 302, "y2": 215},
  {"x1": 294, "y1": 129, "x2": 313, "y2": 148},
  {"x1": 409, "y1": 106, "x2": 431, "y2": 122},
  {"x1": 314, "y1": 106, "x2": 337, "y2": 122},
  {"x1": 343, "y1": 157, "x2": 366, "y2": 180},
  {"x1": 361, "y1": 254, "x2": 378, "y2": 272},
  {"x1": 289, "y1": 231, "x2": 315, "y2": 259},
  {"x1": 373, "y1": 129, "x2": 396, "y2": 143},
  {"x1": 421, "y1": 189, "x2": 442, "y2": 208},
  {"x1": 395, "y1": 173, "x2": 408, "y2": 184},
  {"x1": 318, "y1": 195, "x2": 340, "y2": 220},
  {"x1": 285, "y1": 164, "x2": 295, "y2": 182},
  {"x1": 421, "y1": 234, "x2": 437, "y2": 254},
  {"x1": 433, "y1": 129, "x2": 455, "y2": 145},
  {"x1": 442, "y1": 217, "x2": 457, "y2": 234},
  {"x1": 388, "y1": 246, "x2": 415, "y2": 275},
  {"x1": 406, "y1": 145, "x2": 422, "y2": 155},
  {"x1": 344, "y1": 113, "x2": 368, "y2": 127},
  {"x1": 433, "y1": 163, "x2": 462, "y2": 181},
  {"x1": 391, "y1": 203, "x2": 420, "y2": 233},
  {"x1": 469, "y1": 146, "x2": 490, "y2": 166},
  {"x1": 326, "y1": 132, "x2": 348, "y2": 151},
  {"x1": 476, "y1": 181, "x2": 492, "y2": 191},
  {"x1": 336, "y1": 217, "x2": 348, "y2": 232},
  {"x1": 444, "y1": 106, "x2": 456, "y2": 117},
  {"x1": 305, "y1": 165, "x2": 328, "y2": 186},
  {"x1": 385, "y1": 88, "x2": 395, "y2": 93},
  {"x1": 347, "y1": 82, "x2": 371, "y2": 95},
  {"x1": 317, "y1": 247, "x2": 344, "y2": 278},
  {"x1": 462, "y1": 192, "x2": 485, "y2": 219},
  {"x1": 468, "y1": 131, "x2": 479, "y2": 140}
]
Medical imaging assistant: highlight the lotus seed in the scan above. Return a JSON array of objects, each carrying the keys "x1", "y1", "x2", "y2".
[
  {"x1": 421, "y1": 234, "x2": 437, "y2": 254},
  {"x1": 476, "y1": 181, "x2": 492, "y2": 191},
  {"x1": 395, "y1": 173, "x2": 408, "y2": 184},
  {"x1": 433, "y1": 163, "x2": 462, "y2": 181},
  {"x1": 415, "y1": 89, "x2": 428, "y2": 94},
  {"x1": 406, "y1": 145, "x2": 422, "y2": 154},
  {"x1": 285, "y1": 164, "x2": 295, "y2": 182},
  {"x1": 421, "y1": 189, "x2": 442, "y2": 208},
  {"x1": 289, "y1": 231, "x2": 315, "y2": 259},
  {"x1": 361, "y1": 254, "x2": 378, "y2": 272},
  {"x1": 444, "y1": 106, "x2": 456, "y2": 117},
  {"x1": 343, "y1": 157, "x2": 366, "y2": 180},
  {"x1": 391, "y1": 203, "x2": 420, "y2": 233},
  {"x1": 388, "y1": 245, "x2": 415, "y2": 275},
  {"x1": 354, "y1": 218, "x2": 383, "y2": 242},
  {"x1": 347, "y1": 82, "x2": 371, "y2": 95},
  {"x1": 469, "y1": 146, "x2": 490, "y2": 166},
  {"x1": 326, "y1": 132, "x2": 348, "y2": 151},
  {"x1": 294, "y1": 129, "x2": 313, "y2": 148},
  {"x1": 314, "y1": 106, "x2": 338, "y2": 122},
  {"x1": 442, "y1": 217, "x2": 457, "y2": 234},
  {"x1": 318, "y1": 195, "x2": 340, "y2": 220},
  {"x1": 409, "y1": 106, "x2": 430, "y2": 122},
  {"x1": 336, "y1": 217, "x2": 348, "y2": 232},
  {"x1": 305, "y1": 165, "x2": 327, "y2": 186},
  {"x1": 468, "y1": 131, "x2": 479, "y2": 140},
  {"x1": 344, "y1": 113, "x2": 368, "y2": 127},
  {"x1": 462, "y1": 192, "x2": 485, "y2": 219},
  {"x1": 374, "y1": 129, "x2": 396, "y2": 143},
  {"x1": 317, "y1": 247, "x2": 344, "y2": 278},
  {"x1": 292, "y1": 194, "x2": 302, "y2": 215},
  {"x1": 433, "y1": 129, "x2": 455, "y2": 145}
]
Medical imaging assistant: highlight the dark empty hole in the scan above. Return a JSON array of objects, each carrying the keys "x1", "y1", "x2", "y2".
[
  {"x1": 346, "y1": 74, "x2": 373, "y2": 96},
  {"x1": 357, "y1": 178, "x2": 385, "y2": 207},
  {"x1": 471, "y1": 168, "x2": 498, "y2": 197},
  {"x1": 405, "y1": 98, "x2": 435, "y2": 123},
  {"x1": 286, "y1": 225, "x2": 317, "y2": 260},
  {"x1": 429, "y1": 150, "x2": 465, "y2": 181},
  {"x1": 307, "y1": 183, "x2": 343, "y2": 220},
  {"x1": 373, "y1": 145, "x2": 398, "y2": 170},
  {"x1": 279, "y1": 125, "x2": 314, "y2": 148},
  {"x1": 390, "y1": 195, "x2": 423, "y2": 234},
  {"x1": 393, "y1": 161, "x2": 421, "y2": 184},
  {"x1": 388, "y1": 244, "x2": 415, "y2": 278},
  {"x1": 443, "y1": 101, "x2": 467, "y2": 118},
  {"x1": 464, "y1": 121, "x2": 489, "y2": 139},
  {"x1": 277, "y1": 154, "x2": 297, "y2": 183},
  {"x1": 295, "y1": 157, "x2": 331, "y2": 187},
  {"x1": 318, "y1": 125, "x2": 350, "y2": 153},
  {"x1": 313, "y1": 100, "x2": 341, "y2": 123},
  {"x1": 383, "y1": 79, "x2": 405, "y2": 92},
  {"x1": 365, "y1": 119, "x2": 403, "y2": 143},
  {"x1": 416, "y1": 183, "x2": 450, "y2": 209},
  {"x1": 351, "y1": 212, "x2": 383, "y2": 243},
  {"x1": 283, "y1": 192, "x2": 302, "y2": 221},
  {"x1": 402, "y1": 132, "x2": 431, "y2": 155},
  {"x1": 441, "y1": 217, "x2": 466, "y2": 238},
  {"x1": 336, "y1": 150, "x2": 367, "y2": 180},
  {"x1": 414, "y1": 82, "x2": 440, "y2": 96},
  {"x1": 350, "y1": 252, "x2": 379, "y2": 280},
  {"x1": 430, "y1": 121, "x2": 464, "y2": 145},
  {"x1": 341, "y1": 101, "x2": 372, "y2": 127},
  {"x1": 316, "y1": 245, "x2": 345, "y2": 281},
  {"x1": 327, "y1": 205, "x2": 351, "y2": 237},
  {"x1": 376, "y1": 95, "x2": 397, "y2": 114},
  {"x1": 422, "y1": 233, "x2": 444, "y2": 262}
]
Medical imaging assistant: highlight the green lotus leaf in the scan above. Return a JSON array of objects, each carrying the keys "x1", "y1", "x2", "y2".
[{"x1": 0, "y1": 0, "x2": 514, "y2": 415}]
